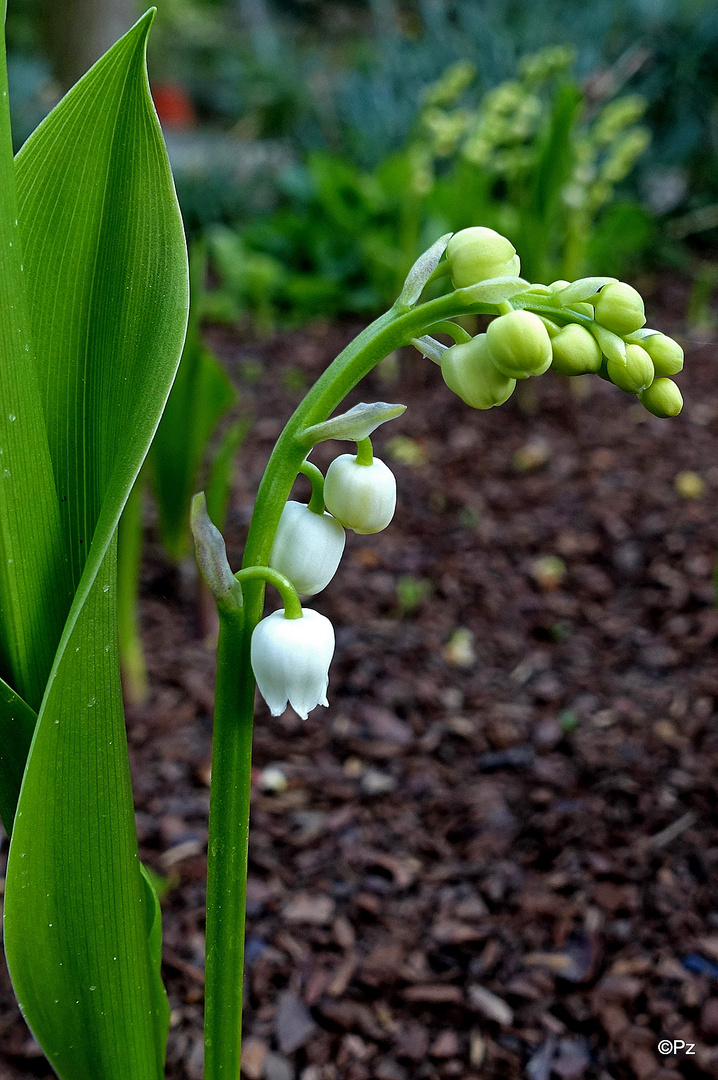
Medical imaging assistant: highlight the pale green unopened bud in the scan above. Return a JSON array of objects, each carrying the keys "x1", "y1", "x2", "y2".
[
  {"x1": 445, "y1": 227, "x2": 518, "y2": 288},
  {"x1": 324, "y1": 455, "x2": 396, "y2": 535},
  {"x1": 269, "y1": 501, "x2": 346, "y2": 596},
  {"x1": 606, "y1": 343, "x2": 654, "y2": 393},
  {"x1": 486, "y1": 309, "x2": 553, "y2": 379},
  {"x1": 639, "y1": 378, "x2": 683, "y2": 418},
  {"x1": 642, "y1": 333, "x2": 684, "y2": 377},
  {"x1": 550, "y1": 323, "x2": 602, "y2": 376},
  {"x1": 594, "y1": 281, "x2": 646, "y2": 335},
  {"x1": 441, "y1": 334, "x2": 516, "y2": 409}
]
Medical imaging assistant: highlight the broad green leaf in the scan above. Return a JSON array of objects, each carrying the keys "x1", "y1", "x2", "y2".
[
  {"x1": 14, "y1": 11, "x2": 187, "y2": 597},
  {"x1": 4, "y1": 10, "x2": 188, "y2": 1080},
  {"x1": 150, "y1": 244, "x2": 237, "y2": 560},
  {"x1": 7, "y1": 541, "x2": 168, "y2": 1079},
  {"x1": 0, "y1": 6, "x2": 71, "y2": 709},
  {"x1": 0, "y1": 678, "x2": 36, "y2": 833}
]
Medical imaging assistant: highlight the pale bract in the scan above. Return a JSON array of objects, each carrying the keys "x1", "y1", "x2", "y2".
[
  {"x1": 250, "y1": 608, "x2": 335, "y2": 719},
  {"x1": 323, "y1": 455, "x2": 397, "y2": 534},
  {"x1": 269, "y1": 501, "x2": 346, "y2": 595}
]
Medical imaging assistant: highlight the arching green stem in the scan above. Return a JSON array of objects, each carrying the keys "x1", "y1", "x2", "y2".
[
  {"x1": 355, "y1": 437, "x2": 374, "y2": 466},
  {"x1": 234, "y1": 566, "x2": 302, "y2": 620},
  {"x1": 424, "y1": 319, "x2": 473, "y2": 344},
  {"x1": 298, "y1": 459, "x2": 326, "y2": 514}
]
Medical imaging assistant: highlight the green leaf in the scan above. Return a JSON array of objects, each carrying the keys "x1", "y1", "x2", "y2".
[
  {"x1": 0, "y1": 6, "x2": 71, "y2": 709},
  {"x1": 4, "y1": 10, "x2": 188, "y2": 1080},
  {"x1": 298, "y1": 401, "x2": 406, "y2": 448},
  {"x1": 205, "y1": 418, "x2": 249, "y2": 532},
  {"x1": 13, "y1": 11, "x2": 187, "y2": 596},
  {"x1": 139, "y1": 862, "x2": 171, "y2": 1057},
  {"x1": 0, "y1": 678, "x2": 36, "y2": 834},
  {"x1": 152, "y1": 344, "x2": 237, "y2": 560},
  {"x1": 150, "y1": 244, "x2": 238, "y2": 561},
  {"x1": 7, "y1": 541, "x2": 169, "y2": 1079}
]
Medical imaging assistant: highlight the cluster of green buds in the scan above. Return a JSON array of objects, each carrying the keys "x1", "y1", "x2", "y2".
[{"x1": 417, "y1": 227, "x2": 683, "y2": 419}]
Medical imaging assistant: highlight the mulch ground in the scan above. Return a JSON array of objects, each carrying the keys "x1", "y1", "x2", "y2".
[{"x1": 2, "y1": 273, "x2": 718, "y2": 1080}]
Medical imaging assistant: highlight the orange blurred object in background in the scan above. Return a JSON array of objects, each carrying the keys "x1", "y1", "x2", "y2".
[{"x1": 151, "y1": 82, "x2": 196, "y2": 129}]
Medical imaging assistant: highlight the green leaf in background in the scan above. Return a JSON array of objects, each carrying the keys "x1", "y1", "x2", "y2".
[
  {"x1": 117, "y1": 472, "x2": 150, "y2": 706},
  {"x1": 140, "y1": 862, "x2": 172, "y2": 1054},
  {"x1": 150, "y1": 242, "x2": 238, "y2": 561},
  {"x1": 3, "y1": 9, "x2": 189, "y2": 1080},
  {"x1": 520, "y1": 81, "x2": 582, "y2": 282},
  {"x1": 205, "y1": 418, "x2": 249, "y2": 532}
]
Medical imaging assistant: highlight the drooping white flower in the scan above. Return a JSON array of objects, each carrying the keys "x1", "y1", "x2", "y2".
[
  {"x1": 323, "y1": 454, "x2": 396, "y2": 534},
  {"x1": 250, "y1": 607, "x2": 335, "y2": 720},
  {"x1": 269, "y1": 501, "x2": 345, "y2": 595}
]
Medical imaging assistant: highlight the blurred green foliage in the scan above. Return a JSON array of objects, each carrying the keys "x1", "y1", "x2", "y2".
[
  {"x1": 205, "y1": 48, "x2": 653, "y2": 323},
  {"x1": 7, "y1": 0, "x2": 718, "y2": 320}
]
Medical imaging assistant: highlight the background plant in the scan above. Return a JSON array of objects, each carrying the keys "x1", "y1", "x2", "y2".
[
  {"x1": 205, "y1": 46, "x2": 652, "y2": 325},
  {"x1": 6, "y1": 1, "x2": 718, "y2": 301}
]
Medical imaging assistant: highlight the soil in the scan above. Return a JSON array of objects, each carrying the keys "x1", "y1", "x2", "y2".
[{"x1": 2, "y1": 274, "x2": 718, "y2": 1080}]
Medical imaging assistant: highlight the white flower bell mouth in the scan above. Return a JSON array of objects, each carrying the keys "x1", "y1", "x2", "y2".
[{"x1": 250, "y1": 607, "x2": 335, "y2": 720}]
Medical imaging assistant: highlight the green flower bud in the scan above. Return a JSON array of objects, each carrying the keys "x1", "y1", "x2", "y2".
[
  {"x1": 642, "y1": 333, "x2": 684, "y2": 377},
  {"x1": 606, "y1": 343, "x2": 654, "y2": 393},
  {"x1": 445, "y1": 227, "x2": 517, "y2": 288},
  {"x1": 639, "y1": 378, "x2": 683, "y2": 418},
  {"x1": 550, "y1": 323, "x2": 602, "y2": 376},
  {"x1": 486, "y1": 309, "x2": 553, "y2": 379},
  {"x1": 441, "y1": 334, "x2": 516, "y2": 409},
  {"x1": 594, "y1": 281, "x2": 646, "y2": 336}
]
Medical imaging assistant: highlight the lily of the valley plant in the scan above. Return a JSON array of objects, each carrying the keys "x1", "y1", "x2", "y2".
[
  {"x1": 0, "y1": 8, "x2": 684, "y2": 1080},
  {"x1": 192, "y1": 224, "x2": 683, "y2": 1077}
]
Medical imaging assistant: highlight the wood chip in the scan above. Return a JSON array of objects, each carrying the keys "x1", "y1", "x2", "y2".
[
  {"x1": 240, "y1": 1036, "x2": 268, "y2": 1080},
  {"x1": 467, "y1": 985, "x2": 514, "y2": 1026},
  {"x1": 402, "y1": 984, "x2": 463, "y2": 1004},
  {"x1": 282, "y1": 892, "x2": 335, "y2": 925}
]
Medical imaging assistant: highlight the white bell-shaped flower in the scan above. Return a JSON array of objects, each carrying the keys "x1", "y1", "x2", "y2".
[
  {"x1": 323, "y1": 454, "x2": 396, "y2": 534},
  {"x1": 269, "y1": 501, "x2": 346, "y2": 595},
  {"x1": 250, "y1": 607, "x2": 335, "y2": 719}
]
